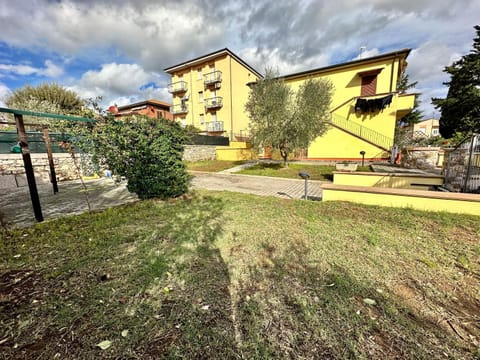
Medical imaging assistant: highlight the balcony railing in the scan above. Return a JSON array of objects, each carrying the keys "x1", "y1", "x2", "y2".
[
  {"x1": 204, "y1": 70, "x2": 222, "y2": 86},
  {"x1": 204, "y1": 97, "x2": 223, "y2": 110},
  {"x1": 170, "y1": 104, "x2": 188, "y2": 115},
  {"x1": 205, "y1": 121, "x2": 224, "y2": 132},
  {"x1": 167, "y1": 81, "x2": 187, "y2": 94}
]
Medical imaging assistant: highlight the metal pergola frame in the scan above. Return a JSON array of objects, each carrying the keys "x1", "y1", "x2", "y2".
[{"x1": 0, "y1": 107, "x2": 95, "y2": 222}]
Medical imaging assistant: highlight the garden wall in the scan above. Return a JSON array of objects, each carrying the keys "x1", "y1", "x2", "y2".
[
  {"x1": 333, "y1": 171, "x2": 444, "y2": 190},
  {"x1": 322, "y1": 183, "x2": 480, "y2": 216},
  {"x1": 400, "y1": 146, "x2": 444, "y2": 170},
  {"x1": 0, "y1": 153, "x2": 92, "y2": 189},
  {"x1": 183, "y1": 145, "x2": 216, "y2": 162}
]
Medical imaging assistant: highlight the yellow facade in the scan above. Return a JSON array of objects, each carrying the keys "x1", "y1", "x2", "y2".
[
  {"x1": 165, "y1": 48, "x2": 415, "y2": 161},
  {"x1": 283, "y1": 50, "x2": 415, "y2": 160},
  {"x1": 164, "y1": 49, "x2": 261, "y2": 140},
  {"x1": 413, "y1": 118, "x2": 440, "y2": 138},
  {"x1": 322, "y1": 184, "x2": 480, "y2": 216},
  {"x1": 333, "y1": 171, "x2": 444, "y2": 190},
  {"x1": 216, "y1": 141, "x2": 255, "y2": 161}
]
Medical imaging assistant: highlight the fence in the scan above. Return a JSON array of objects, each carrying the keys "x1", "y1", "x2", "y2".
[
  {"x1": 443, "y1": 134, "x2": 480, "y2": 193},
  {"x1": 190, "y1": 134, "x2": 229, "y2": 146},
  {"x1": 0, "y1": 131, "x2": 70, "y2": 154}
]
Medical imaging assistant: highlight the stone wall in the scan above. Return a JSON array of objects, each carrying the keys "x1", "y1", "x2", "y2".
[
  {"x1": 183, "y1": 145, "x2": 216, "y2": 162},
  {"x1": 0, "y1": 153, "x2": 91, "y2": 189},
  {"x1": 400, "y1": 146, "x2": 443, "y2": 170},
  {"x1": 0, "y1": 145, "x2": 217, "y2": 189}
]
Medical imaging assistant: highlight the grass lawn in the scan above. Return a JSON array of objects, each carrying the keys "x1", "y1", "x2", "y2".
[
  {"x1": 186, "y1": 160, "x2": 246, "y2": 172},
  {"x1": 238, "y1": 162, "x2": 372, "y2": 181},
  {"x1": 1, "y1": 191, "x2": 479, "y2": 359}
]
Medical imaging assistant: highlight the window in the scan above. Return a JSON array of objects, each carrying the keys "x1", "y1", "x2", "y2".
[
  {"x1": 198, "y1": 91, "x2": 203, "y2": 102},
  {"x1": 432, "y1": 128, "x2": 439, "y2": 136},
  {"x1": 361, "y1": 75, "x2": 377, "y2": 96},
  {"x1": 211, "y1": 112, "x2": 217, "y2": 122},
  {"x1": 358, "y1": 69, "x2": 383, "y2": 97},
  {"x1": 197, "y1": 67, "x2": 202, "y2": 80},
  {"x1": 199, "y1": 114, "x2": 204, "y2": 124},
  {"x1": 157, "y1": 111, "x2": 163, "y2": 119}
]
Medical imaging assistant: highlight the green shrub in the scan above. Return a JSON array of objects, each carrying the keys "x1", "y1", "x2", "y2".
[{"x1": 97, "y1": 117, "x2": 189, "y2": 199}]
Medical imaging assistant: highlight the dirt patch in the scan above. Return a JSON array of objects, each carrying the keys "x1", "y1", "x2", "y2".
[
  {"x1": 0, "y1": 269, "x2": 46, "y2": 311},
  {"x1": 392, "y1": 279, "x2": 480, "y2": 348}
]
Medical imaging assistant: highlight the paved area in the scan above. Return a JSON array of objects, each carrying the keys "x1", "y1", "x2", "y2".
[
  {"x1": 0, "y1": 178, "x2": 138, "y2": 228},
  {"x1": 1, "y1": 173, "x2": 324, "y2": 227},
  {"x1": 191, "y1": 172, "x2": 323, "y2": 200}
]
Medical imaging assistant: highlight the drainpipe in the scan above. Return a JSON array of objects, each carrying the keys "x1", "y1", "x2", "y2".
[
  {"x1": 229, "y1": 56, "x2": 234, "y2": 140},
  {"x1": 190, "y1": 69, "x2": 194, "y2": 125},
  {"x1": 389, "y1": 57, "x2": 395, "y2": 93}
]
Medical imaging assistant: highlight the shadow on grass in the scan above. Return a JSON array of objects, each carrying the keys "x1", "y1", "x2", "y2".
[
  {"x1": 234, "y1": 239, "x2": 474, "y2": 359},
  {"x1": 0, "y1": 194, "x2": 238, "y2": 359},
  {"x1": 249, "y1": 162, "x2": 284, "y2": 171}
]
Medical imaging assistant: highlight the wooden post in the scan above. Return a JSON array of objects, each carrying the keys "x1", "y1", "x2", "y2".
[
  {"x1": 43, "y1": 128, "x2": 58, "y2": 194},
  {"x1": 15, "y1": 114, "x2": 43, "y2": 222}
]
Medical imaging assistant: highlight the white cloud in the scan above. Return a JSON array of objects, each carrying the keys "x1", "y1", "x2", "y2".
[
  {"x1": 0, "y1": 83, "x2": 12, "y2": 107},
  {"x1": 1, "y1": 0, "x2": 479, "y2": 120},
  {"x1": 405, "y1": 42, "x2": 463, "y2": 117},
  {"x1": 239, "y1": 47, "x2": 329, "y2": 76},
  {"x1": 0, "y1": 60, "x2": 63, "y2": 78},
  {"x1": 68, "y1": 62, "x2": 171, "y2": 108},
  {"x1": 353, "y1": 48, "x2": 380, "y2": 60},
  {"x1": 0, "y1": 0, "x2": 225, "y2": 71}
]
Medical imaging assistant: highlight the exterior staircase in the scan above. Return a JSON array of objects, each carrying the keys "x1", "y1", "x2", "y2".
[{"x1": 330, "y1": 113, "x2": 393, "y2": 152}]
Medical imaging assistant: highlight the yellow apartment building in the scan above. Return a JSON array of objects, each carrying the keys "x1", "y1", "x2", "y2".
[
  {"x1": 165, "y1": 48, "x2": 415, "y2": 161},
  {"x1": 283, "y1": 49, "x2": 415, "y2": 161},
  {"x1": 164, "y1": 48, "x2": 262, "y2": 140}
]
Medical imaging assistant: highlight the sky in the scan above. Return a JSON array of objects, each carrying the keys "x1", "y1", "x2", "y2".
[{"x1": 0, "y1": 0, "x2": 478, "y2": 118}]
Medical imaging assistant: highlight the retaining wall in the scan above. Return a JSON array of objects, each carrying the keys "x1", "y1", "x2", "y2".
[
  {"x1": 322, "y1": 183, "x2": 480, "y2": 216},
  {"x1": 183, "y1": 145, "x2": 216, "y2": 162},
  {"x1": 333, "y1": 171, "x2": 444, "y2": 191},
  {"x1": 0, "y1": 153, "x2": 93, "y2": 189}
]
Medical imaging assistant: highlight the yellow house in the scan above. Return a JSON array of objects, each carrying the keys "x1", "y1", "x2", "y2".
[
  {"x1": 283, "y1": 49, "x2": 415, "y2": 161},
  {"x1": 164, "y1": 48, "x2": 262, "y2": 140},
  {"x1": 165, "y1": 48, "x2": 415, "y2": 161},
  {"x1": 413, "y1": 118, "x2": 440, "y2": 138}
]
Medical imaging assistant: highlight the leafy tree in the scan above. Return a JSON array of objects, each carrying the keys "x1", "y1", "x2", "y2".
[
  {"x1": 93, "y1": 117, "x2": 189, "y2": 199},
  {"x1": 432, "y1": 25, "x2": 480, "y2": 138},
  {"x1": 6, "y1": 82, "x2": 84, "y2": 115},
  {"x1": 395, "y1": 73, "x2": 423, "y2": 146},
  {"x1": 246, "y1": 70, "x2": 333, "y2": 166},
  {"x1": 397, "y1": 73, "x2": 423, "y2": 126}
]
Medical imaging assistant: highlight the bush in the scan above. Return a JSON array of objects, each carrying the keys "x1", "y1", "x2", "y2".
[{"x1": 97, "y1": 117, "x2": 189, "y2": 199}]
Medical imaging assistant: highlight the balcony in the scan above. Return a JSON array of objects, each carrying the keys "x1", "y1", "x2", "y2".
[
  {"x1": 170, "y1": 104, "x2": 188, "y2": 115},
  {"x1": 204, "y1": 70, "x2": 222, "y2": 87},
  {"x1": 204, "y1": 96, "x2": 223, "y2": 110},
  {"x1": 168, "y1": 81, "x2": 187, "y2": 94},
  {"x1": 205, "y1": 121, "x2": 224, "y2": 133}
]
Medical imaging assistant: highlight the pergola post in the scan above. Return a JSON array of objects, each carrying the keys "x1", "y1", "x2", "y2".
[
  {"x1": 43, "y1": 128, "x2": 59, "y2": 194},
  {"x1": 15, "y1": 114, "x2": 43, "y2": 222}
]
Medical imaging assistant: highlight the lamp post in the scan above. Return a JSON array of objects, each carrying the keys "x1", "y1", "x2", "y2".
[
  {"x1": 298, "y1": 171, "x2": 310, "y2": 200},
  {"x1": 360, "y1": 150, "x2": 366, "y2": 167}
]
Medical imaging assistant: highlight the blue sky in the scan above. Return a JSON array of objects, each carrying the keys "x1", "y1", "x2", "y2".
[{"x1": 0, "y1": 0, "x2": 479, "y2": 118}]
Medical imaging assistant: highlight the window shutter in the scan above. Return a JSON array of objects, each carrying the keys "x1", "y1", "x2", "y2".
[{"x1": 361, "y1": 75, "x2": 377, "y2": 96}]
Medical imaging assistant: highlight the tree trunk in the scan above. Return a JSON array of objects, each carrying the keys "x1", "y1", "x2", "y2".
[{"x1": 280, "y1": 147, "x2": 289, "y2": 168}]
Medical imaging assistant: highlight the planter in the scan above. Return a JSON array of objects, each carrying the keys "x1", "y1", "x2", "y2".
[{"x1": 335, "y1": 163, "x2": 358, "y2": 172}]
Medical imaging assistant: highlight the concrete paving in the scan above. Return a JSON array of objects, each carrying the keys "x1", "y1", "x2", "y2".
[
  {"x1": 0, "y1": 178, "x2": 138, "y2": 228},
  {"x1": 1, "y1": 172, "x2": 324, "y2": 228},
  {"x1": 190, "y1": 171, "x2": 323, "y2": 200}
]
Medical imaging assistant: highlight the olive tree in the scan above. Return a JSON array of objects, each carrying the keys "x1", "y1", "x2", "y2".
[{"x1": 246, "y1": 70, "x2": 333, "y2": 166}]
